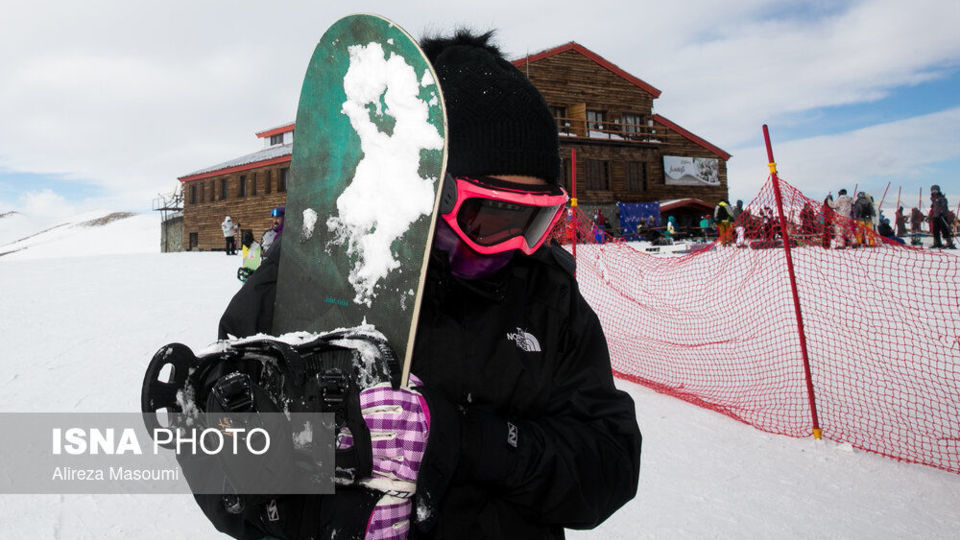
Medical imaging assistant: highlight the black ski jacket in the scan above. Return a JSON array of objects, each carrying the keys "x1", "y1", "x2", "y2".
[{"x1": 210, "y1": 241, "x2": 642, "y2": 539}]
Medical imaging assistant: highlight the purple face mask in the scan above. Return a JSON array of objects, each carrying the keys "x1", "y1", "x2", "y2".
[{"x1": 433, "y1": 220, "x2": 514, "y2": 280}]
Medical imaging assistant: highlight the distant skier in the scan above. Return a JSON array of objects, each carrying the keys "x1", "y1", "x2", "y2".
[
  {"x1": 220, "y1": 216, "x2": 236, "y2": 255},
  {"x1": 210, "y1": 29, "x2": 641, "y2": 539}
]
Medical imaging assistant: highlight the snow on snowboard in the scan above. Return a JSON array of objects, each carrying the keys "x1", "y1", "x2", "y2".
[{"x1": 273, "y1": 13, "x2": 447, "y2": 385}]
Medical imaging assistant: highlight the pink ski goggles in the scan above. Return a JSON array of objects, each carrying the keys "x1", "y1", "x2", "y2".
[{"x1": 438, "y1": 174, "x2": 569, "y2": 255}]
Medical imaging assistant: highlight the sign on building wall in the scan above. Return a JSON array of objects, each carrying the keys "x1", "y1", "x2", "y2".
[{"x1": 663, "y1": 155, "x2": 720, "y2": 186}]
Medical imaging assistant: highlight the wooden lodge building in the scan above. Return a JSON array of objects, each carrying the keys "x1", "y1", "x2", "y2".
[{"x1": 177, "y1": 42, "x2": 730, "y2": 251}]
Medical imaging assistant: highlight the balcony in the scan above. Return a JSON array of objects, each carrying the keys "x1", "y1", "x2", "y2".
[{"x1": 555, "y1": 117, "x2": 667, "y2": 143}]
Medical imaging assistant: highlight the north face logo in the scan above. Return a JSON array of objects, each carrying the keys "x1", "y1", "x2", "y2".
[
  {"x1": 507, "y1": 328, "x2": 541, "y2": 352},
  {"x1": 506, "y1": 422, "x2": 519, "y2": 448}
]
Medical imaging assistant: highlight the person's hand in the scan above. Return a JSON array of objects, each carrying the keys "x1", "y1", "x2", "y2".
[
  {"x1": 358, "y1": 380, "x2": 430, "y2": 496},
  {"x1": 364, "y1": 494, "x2": 411, "y2": 539}
]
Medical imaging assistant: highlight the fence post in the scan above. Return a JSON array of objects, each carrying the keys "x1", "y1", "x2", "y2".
[
  {"x1": 571, "y1": 148, "x2": 578, "y2": 275},
  {"x1": 762, "y1": 125, "x2": 822, "y2": 440}
]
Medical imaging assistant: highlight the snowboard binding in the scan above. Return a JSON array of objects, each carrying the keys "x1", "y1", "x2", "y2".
[{"x1": 141, "y1": 327, "x2": 400, "y2": 485}]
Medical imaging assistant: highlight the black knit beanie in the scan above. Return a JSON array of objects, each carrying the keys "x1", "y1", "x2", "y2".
[{"x1": 421, "y1": 30, "x2": 560, "y2": 184}]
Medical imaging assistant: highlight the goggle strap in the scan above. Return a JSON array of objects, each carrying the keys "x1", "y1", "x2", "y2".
[{"x1": 439, "y1": 173, "x2": 459, "y2": 216}]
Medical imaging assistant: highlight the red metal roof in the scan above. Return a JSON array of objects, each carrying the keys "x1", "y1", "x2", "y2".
[
  {"x1": 512, "y1": 42, "x2": 662, "y2": 98},
  {"x1": 178, "y1": 154, "x2": 291, "y2": 182},
  {"x1": 653, "y1": 114, "x2": 731, "y2": 161},
  {"x1": 255, "y1": 122, "x2": 295, "y2": 139}
]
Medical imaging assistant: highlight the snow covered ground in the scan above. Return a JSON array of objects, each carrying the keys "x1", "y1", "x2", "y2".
[{"x1": 1, "y1": 213, "x2": 958, "y2": 539}]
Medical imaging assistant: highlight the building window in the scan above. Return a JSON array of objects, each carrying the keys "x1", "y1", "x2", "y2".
[
  {"x1": 190, "y1": 184, "x2": 197, "y2": 204},
  {"x1": 189, "y1": 232, "x2": 198, "y2": 250},
  {"x1": 270, "y1": 134, "x2": 284, "y2": 146},
  {"x1": 626, "y1": 161, "x2": 647, "y2": 193},
  {"x1": 279, "y1": 168, "x2": 288, "y2": 192},
  {"x1": 265, "y1": 171, "x2": 272, "y2": 194},
  {"x1": 209, "y1": 182, "x2": 215, "y2": 202},
  {"x1": 586, "y1": 110, "x2": 605, "y2": 134},
  {"x1": 549, "y1": 106, "x2": 570, "y2": 135},
  {"x1": 622, "y1": 114, "x2": 644, "y2": 137},
  {"x1": 251, "y1": 173, "x2": 257, "y2": 196},
  {"x1": 584, "y1": 159, "x2": 610, "y2": 191},
  {"x1": 220, "y1": 178, "x2": 228, "y2": 200},
  {"x1": 239, "y1": 175, "x2": 247, "y2": 197}
]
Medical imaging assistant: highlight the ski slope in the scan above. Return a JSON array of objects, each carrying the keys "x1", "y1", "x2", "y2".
[{"x1": 0, "y1": 214, "x2": 958, "y2": 539}]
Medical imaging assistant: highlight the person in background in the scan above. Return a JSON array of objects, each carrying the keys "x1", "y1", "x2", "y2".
[
  {"x1": 261, "y1": 206, "x2": 285, "y2": 253},
  {"x1": 665, "y1": 215, "x2": 676, "y2": 241},
  {"x1": 221, "y1": 216, "x2": 236, "y2": 255},
  {"x1": 910, "y1": 206, "x2": 925, "y2": 246},
  {"x1": 731, "y1": 200, "x2": 744, "y2": 221},
  {"x1": 698, "y1": 214, "x2": 712, "y2": 241},
  {"x1": 877, "y1": 216, "x2": 904, "y2": 245},
  {"x1": 929, "y1": 185, "x2": 956, "y2": 249},
  {"x1": 851, "y1": 192, "x2": 875, "y2": 247},
  {"x1": 895, "y1": 206, "x2": 907, "y2": 238},
  {"x1": 713, "y1": 200, "x2": 734, "y2": 245},
  {"x1": 593, "y1": 207, "x2": 608, "y2": 235},
  {"x1": 799, "y1": 202, "x2": 817, "y2": 244},
  {"x1": 821, "y1": 195, "x2": 835, "y2": 248},
  {"x1": 828, "y1": 189, "x2": 853, "y2": 248}
]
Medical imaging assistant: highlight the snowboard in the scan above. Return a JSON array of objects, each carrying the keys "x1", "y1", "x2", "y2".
[{"x1": 273, "y1": 14, "x2": 447, "y2": 386}]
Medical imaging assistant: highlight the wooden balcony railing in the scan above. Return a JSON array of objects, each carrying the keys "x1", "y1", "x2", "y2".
[{"x1": 555, "y1": 117, "x2": 667, "y2": 143}]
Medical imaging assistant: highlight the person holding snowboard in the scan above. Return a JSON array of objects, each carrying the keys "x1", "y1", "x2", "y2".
[
  {"x1": 261, "y1": 206, "x2": 285, "y2": 253},
  {"x1": 209, "y1": 29, "x2": 641, "y2": 540}
]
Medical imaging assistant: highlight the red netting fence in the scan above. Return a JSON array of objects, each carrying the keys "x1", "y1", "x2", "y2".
[{"x1": 553, "y1": 176, "x2": 960, "y2": 474}]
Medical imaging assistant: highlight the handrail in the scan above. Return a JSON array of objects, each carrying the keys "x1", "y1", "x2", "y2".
[{"x1": 554, "y1": 117, "x2": 666, "y2": 142}]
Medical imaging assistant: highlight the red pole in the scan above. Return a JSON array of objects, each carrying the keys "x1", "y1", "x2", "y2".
[
  {"x1": 877, "y1": 181, "x2": 891, "y2": 216},
  {"x1": 571, "y1": 148, "x2": 578, "y2": 272},
  {"x1": 762, "y1": 124, "x2": 822, "y2": 440}
]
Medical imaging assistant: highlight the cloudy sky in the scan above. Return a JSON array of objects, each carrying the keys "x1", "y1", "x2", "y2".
[{"x1": 1, "y1": 0, "x2": 958, "y2": 226}]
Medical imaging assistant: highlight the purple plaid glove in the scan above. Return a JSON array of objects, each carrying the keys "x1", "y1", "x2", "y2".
[
  {"x1": 358, "y1": 379, "x2": 430, "y2": 495},
  {"x1": 364, "y1": 495, "x2": 411, "y2": 540}
]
